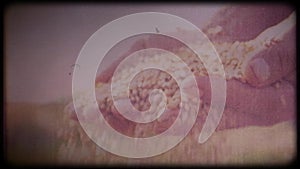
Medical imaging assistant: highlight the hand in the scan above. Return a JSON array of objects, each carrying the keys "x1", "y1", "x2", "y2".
[
  {"x1": 244, "y1": 26, "x2": 295, "y2": 87},
  {"x1": 203, "y1": 5, "x2": 296, "y2": 87}
]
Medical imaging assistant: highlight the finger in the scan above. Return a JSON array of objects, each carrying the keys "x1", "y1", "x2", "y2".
[
  {"x1": 74, "y1": 73, "x2": 295, "y2": 137},
  {"x1": 183, "y1": 75, "x2": 295, "y2": 130},
  {"x1": 244, "y1": 26, "x2": 296, "y2": 87},
  {"x1": 218, "y1": 79, "x2": 295, "y2": 130}
]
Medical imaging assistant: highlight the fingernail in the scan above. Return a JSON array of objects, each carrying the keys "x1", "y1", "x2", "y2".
[{"x1": 250, "y1": 58, "x2": 270, "y2": 82}]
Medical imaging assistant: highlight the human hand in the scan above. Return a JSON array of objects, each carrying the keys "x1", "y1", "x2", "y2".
[{"x1": 203, "y1": 5, "x2": 296, "y2": 87}]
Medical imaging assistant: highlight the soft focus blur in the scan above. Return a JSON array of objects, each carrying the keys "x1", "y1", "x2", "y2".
[
  {"x1": 4, "y1": 3, "x2": 296, "y2": 166},
  {"x1": 5, "y1": 3, "x2": 221, "y2": 103}
]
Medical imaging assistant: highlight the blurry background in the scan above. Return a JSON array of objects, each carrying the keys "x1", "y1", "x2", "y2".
[
  {"x1": 4, "y1": 4, "x2": 223, "y2": 165},
  {"x1": 5, "y1": 3, "x2": 222, "y2": 103}
]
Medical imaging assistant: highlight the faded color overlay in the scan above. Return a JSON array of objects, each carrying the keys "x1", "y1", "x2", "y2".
[{"x1": 4, "y1": 3, "x2": 296, "y2": 166}]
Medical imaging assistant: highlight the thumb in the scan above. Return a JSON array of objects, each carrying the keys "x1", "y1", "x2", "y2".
[{"x1": 244, "y1": 26, "x2": 295, "y2": 87}]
